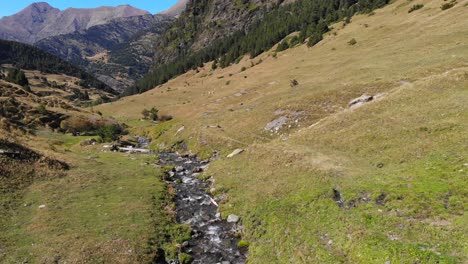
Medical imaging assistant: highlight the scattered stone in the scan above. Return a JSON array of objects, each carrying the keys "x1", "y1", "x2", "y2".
[
  {"x1": 264, "y1": 116, "x2": 288, "y2": 132},
  {"x1": 175, "y1": 126, "x2": 185, "y2": 135},
  {"x1": 175, "y1": 166, "x2": 184, "y2": 172},
  {"x1": 80, "y1": 138, "x2": 97, "y2": 146},
  {"x1": 227, "y1": 149, "x2": 244, "y2": 158},
  {"x1": 348, "y1": 94, "x2": 374, "y2": 108},
  {"x1": 227, "y1": 214, "x2": 240, "y2": 223},
  {"x1": 215, "y1": 213, "x2": 221, "y2": 219},
  {"x1": 290, "y1": 79, "x2": 299, "y2": 87},
  {"x1": 377, "y1": 163, "x2": 384, "y2": 168},
  {"x1": 192, "y1": 167, "x2": 203, "y2": 173},
  {"x1": 38, "y1": 204, "x2": 46, "y2": 209}
]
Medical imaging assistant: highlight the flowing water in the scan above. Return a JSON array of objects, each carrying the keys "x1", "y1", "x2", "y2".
[{"x1": 157, "y1": 152, "x2": 247, "y2": 264}]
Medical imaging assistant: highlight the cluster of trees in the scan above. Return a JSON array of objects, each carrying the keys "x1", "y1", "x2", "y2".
[
  {"x1": 123, "y1": 0, "x2": 389, "y2": 96},
  {"x1": 4, "y1": 68, "x2": 29, "y2": 87},
  {"x1": 0, "y1": 39, "x2": 115, "y2": 94}
]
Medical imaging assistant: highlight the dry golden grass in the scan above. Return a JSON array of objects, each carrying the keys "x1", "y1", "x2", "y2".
[{"x1": 97, "y1": 0, "x2": 467, "y2": 262}]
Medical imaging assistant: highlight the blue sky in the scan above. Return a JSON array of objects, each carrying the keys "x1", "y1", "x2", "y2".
[{"x1": 0, "y1": 0, "x2": 179, "y2": 18}]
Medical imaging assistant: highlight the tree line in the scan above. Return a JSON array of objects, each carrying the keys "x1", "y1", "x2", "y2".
[
  {"x1": 123, "y1": 0, "x2": 389, "y2": 96},
  {"x1": 0, "y1": 39, "x2": 115, "y2": 94}
]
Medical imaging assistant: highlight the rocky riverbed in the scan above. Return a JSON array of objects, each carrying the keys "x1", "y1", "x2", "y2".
[{"x1": 158, "y1": 152, "x2": 247, "y2": 264}]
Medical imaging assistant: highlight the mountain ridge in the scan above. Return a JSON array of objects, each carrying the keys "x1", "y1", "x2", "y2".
[{"x1": 0, "y1": 2, "x2": 149, "y2": 44}]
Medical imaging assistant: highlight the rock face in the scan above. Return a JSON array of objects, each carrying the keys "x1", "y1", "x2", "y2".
[
  {"x1": 0, "y1": 3, "x2": 149, "y2": 44},
  {"x1": 36, "y1": 14, "x2": 174, "y2": 92}
]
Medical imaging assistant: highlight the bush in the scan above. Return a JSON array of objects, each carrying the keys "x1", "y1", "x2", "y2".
[
  {"x1": 36, "y1": 104, "x2": 47, "y2": 114},
  {"x1": 290, "y1": 79, "x2": 299, "y2": 87},
  {"x1": 348, "y1": 38, "x2": 357, "y2": 46},
  {"x1": 97, "y1": 124, "x2": 122, "y2": 142},
  {"x1": 149, "y1": 107, "x2": 159, "y2": 121},
  {"x1": 408, "y1": 4, "x2": 424, "y2": 13},
  {"x1": 441, "y1": 1, "x2": 456, "y2": 10},
  {"x1": 237, "y1": 240, "x2": 250, "y2": 248},
  {"x1": 179, "y1": 253, "x2": 193, "y2": 264}
]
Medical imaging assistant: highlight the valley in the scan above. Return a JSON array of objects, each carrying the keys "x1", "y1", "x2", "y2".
[{"x1": 0, "y1": 0, "x2": 467, "y2": 263}]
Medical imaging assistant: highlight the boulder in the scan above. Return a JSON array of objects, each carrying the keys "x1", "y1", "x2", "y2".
[
  {"x1": 227, "y1": 214, "x2": 240, "y2": 223},
  {"x1": 227, "y1": 149, "x2": 244, "y2": 158},
  {"x1": 348, "y1": 94, "x2": 373, "y2": 107}
]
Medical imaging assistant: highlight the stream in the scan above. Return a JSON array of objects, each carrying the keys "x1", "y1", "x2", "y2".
[{"x1": 157, "y1": 152, "x2": 247, "y2": 264}]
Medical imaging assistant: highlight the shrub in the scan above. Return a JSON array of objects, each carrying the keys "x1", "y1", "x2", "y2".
[
  {"x1": 97, "y1": 124, "x2": 121, "y2": 142},
  {"x1": 179, "y1": 253, "x2": 192, "y2": 264},
  {"x1": 36, "y1": 104, "x2": 47, "y2": 114},
  {"x1": 237, "y1": 240, "x2": 250, "y2": 248},
  {"x1": 59, "y1": 116, "x2": 96, "y2": 133},
  {"x1": 408, "y1": 4, "x2": 424, "y2": 13},
  {"x1": 149, "y1": 107, "x2": 159, "y2": 121},
  {"x1": 441, "y1": 1, "x2": 457, "y2": 10},
  {"x1": 290, "y1": 79, "x2": 299, "y2": 87},
  {"x1": 276, "y1": 40, "x2": 289, "y2": 52},
  {"x1": 141, "y1": 108, "x2": 150, "y2": 119},
  {"x1": 348, "y1": 38, "x2": 357, "y2": 46}
]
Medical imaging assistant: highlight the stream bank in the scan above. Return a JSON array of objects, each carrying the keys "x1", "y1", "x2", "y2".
[{"x1": 157, "y1": 152, "x2": 247, "y2": 264}]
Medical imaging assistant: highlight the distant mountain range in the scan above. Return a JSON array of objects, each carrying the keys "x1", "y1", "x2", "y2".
[
  {"x1": 0, "y1": 2, "x2": 149, "y2": 44},
  {"x1": 35, "y1": 14, "x2": 174, "y2": 92},
  {"x1": 0, "y1": 1, "x2": 190, "y2": 92}
]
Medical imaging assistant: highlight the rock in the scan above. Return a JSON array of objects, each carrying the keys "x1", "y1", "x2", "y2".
[
  {"x1": 227, "y1": 149, "x2": 244, "y2": 158},
  {"x1": 175, "y1": 126, "x2": 185, "y2": 135},
  {"x1": 192, "y1": 167, "x2": 203, "y2": 173},
  {"x1": 38, "y1": 204, "x2": 46, "y2": 209},
  {"x1": 348, "y1": 94, "x2": 373, "y2": 107},
  {"x1": 175, "y1": 166, "x2": 184, "y2": 172},
  {"x1": 227, "y1": 214, "x2": 240, "y2": 223},
  {"x1": 215, "y1": 213, "x2": 221, "y2": 219},
  {"x1": 264, "y1": 116, "x2": 288, "y2": 132},
  {"x1": 168, "y1": 171, "x2": 175, "y2": 177}
]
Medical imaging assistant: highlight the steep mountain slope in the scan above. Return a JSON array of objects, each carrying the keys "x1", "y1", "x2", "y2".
[
  {"x1": 0, "y1": 2, "x2": 149, "y2": 44},
  {"x1": 36, "y1": 14, "x2": 174, "y2": 92},
  {"x1": 97, "y1": 0, "x2": 468, "y2": 262},
  {"x1": 127, "y1": 0, "x2": 389, "y2": 95},
  {"x1": 0, "y1": 40, "x2": 114, "y2": 94}
]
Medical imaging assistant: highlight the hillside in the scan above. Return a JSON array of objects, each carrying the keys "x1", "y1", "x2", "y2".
[
  {"x1": 97, "y1": 0, "x2": 468, "y2": 262},
  {"x1": 126, "y1": 0, "x2": 389, "y2": 95},
  {"x1": 0, "y1": 3, "x2": 149, "y2": 44},
  {"x1": 36, "y1": 14, "x2": 175, "y2": 92}
]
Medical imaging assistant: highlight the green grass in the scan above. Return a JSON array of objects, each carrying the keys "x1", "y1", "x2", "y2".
[
  {"x1": 0, "y1": 133, "x2": 189, "y2": 263},
  {"x1": 207, "y1": 71, "x2": 467, "y2": 263}
]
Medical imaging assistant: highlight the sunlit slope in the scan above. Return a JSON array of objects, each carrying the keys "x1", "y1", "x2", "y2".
[{"x1": 98, "y1": 1, "x2": 467, "y2": 263}]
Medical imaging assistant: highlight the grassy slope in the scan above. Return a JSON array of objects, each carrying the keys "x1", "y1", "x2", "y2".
[
  {"x1": 0, "y1": 132, "x2": 175, "y2": 263},
  {"x1": 97, "y1": 0, "x2": 468, "y2": 263}
]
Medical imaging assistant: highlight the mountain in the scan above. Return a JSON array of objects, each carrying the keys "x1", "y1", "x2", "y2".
[
  {"x1": 0, "y1": 39, "x2": 114, "y2": 94},
  {"x1": 0, "y1": 2, "x2": 149, "y2": 44},
  {"x1": 126, "y1": 0, "x2": 389, "y2": 95},
  {"x1": 159, "y1": 0, "x2": 189, "y2": 17},
  {"x1": 36, "y1": 14, "x2": 174, "y2": 92}
]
